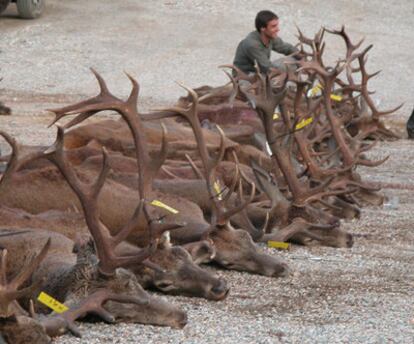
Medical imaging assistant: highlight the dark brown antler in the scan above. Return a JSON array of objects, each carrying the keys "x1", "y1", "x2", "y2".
[
  {"x1": 48, "y1": 69, "x2": 154, "y2": 197},
  {"x1": 324, "y1": 27, "x2": 402, "y2": 140},
  {"x1": 39, "y1": 289, "x2": 148, "y2": 338},
  {"x1": 43, "y1": 71, "x2": 179, "y2": 276},
  {"x1": 236, "y1": 68, "x2": 347, "y2": 206},
  {"x1": 148, "y1": 84, "x2": 257, "y2": 236}
]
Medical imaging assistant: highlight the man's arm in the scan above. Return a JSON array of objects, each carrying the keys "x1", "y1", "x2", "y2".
[{"x1": 272, "y1": 37, "x2": 298, "y2": 56}]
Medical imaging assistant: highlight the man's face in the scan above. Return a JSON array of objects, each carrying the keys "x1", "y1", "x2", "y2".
[{"x1": 261, "y1": 19, "x2": 280, "y2": 39}]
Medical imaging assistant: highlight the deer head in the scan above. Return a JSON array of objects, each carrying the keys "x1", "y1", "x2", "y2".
[{"x1": 148, "y1": 84, "x2": 290, "y2": 277}]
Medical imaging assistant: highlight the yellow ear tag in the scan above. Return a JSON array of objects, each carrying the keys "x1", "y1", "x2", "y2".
[
  {"x1": 330, "y1": 94, "x2": 343, "y2": 101},
  {"x1": 267, "y1": 241, "x2": 290, "y2": 250},
  {"x1": 295, "y1": 117, "x2": 313, "y2": 130},
  {"x1": 273, "y1": 112, "x2": 280, "y2": 120},
  {"x1": 308, "y1": 83, "x2": 323, "y2": 97},
  {"x1": 150, "y1": 200, "x2": 179, "y2": 214},
  {"x1": 37, "y1": 292, "x2": 69, "y2": 314},
  {"x1": 213, "y1": 180, "x2": 223, "y2": 200}
]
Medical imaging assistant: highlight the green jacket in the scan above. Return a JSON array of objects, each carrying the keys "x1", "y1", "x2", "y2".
[{"x1": 233, "y1": 31, "x2": 297, "y2": 74}]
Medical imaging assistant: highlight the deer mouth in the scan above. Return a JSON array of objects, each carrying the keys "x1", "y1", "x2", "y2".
[
  {"x1": 172, "y1": 312, "x2": 188, "y2": 329},
  {"x1": 207, "y1": 278, "x2": 230, "y2": 301}
]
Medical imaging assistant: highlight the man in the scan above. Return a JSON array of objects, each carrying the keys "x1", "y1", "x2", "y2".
[{"x1": 233, "y1": 10, "x2": 299, "y2": 75}]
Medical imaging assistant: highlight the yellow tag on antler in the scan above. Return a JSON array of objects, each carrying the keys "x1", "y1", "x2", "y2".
[
  {"x1": 330, "y1": 94, "x2": 343, "y2": 102},
  {"x1": 37, "y1": 292, "x2": 69, "y2": 314},
  {"x1": 308, "y1": 83, "x2": 323, "y2": 97},
  {"x1": 213, "y1": 180, "x2": 223, "y2": 200},
  {"x1": 273, "y1": 112, "x2": 280, "y2": 120},
  {"x1": 308, "y1": 83, "x2": 342, "y2": 101},
  {"x1": 150, "y1": 200, "x2": 179, "y2": 214},
  {"x1": 267, "y1": 241, "x2": 290, "y2": 250},
  {"x1": 295, "y1": 117, "x2": 313, "y2": 130}
]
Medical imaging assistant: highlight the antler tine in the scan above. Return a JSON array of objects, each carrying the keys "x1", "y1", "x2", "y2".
[
  {"x1": 0, "y1": 249, "x2": 7, "y2": 286},
  {"x1": 184, "y1": 154, "x2": 204, "y2": 179},
  {"x1": 161, "y1": 166, "x2": 182, "y2": 180},
  {"x1": 125, "y1": 72, "x2": 140, "y2": 108},
  {"x1": 297, "y1": 60, "x2": 331, "y2": 79},
  {"x1": 144, "y1": 202, "x2": 187, "y2": 243},
  {"x1": 219, "y1": 69, "x2": 239, "y2": 105},
  {"x1": 44, "y1": 126, "x2": 90, "y2": 199},
  {"x1": 216, "y1": 150, "x2": 256, "y2": 221},
  {"x1": 219, "y1": 64, "x2": 253, "y2": 81},
  {"x1": 295, "y1": 25, "x2": 315, "y2": 46},
  {"x1": 318, "y1": 26, "x2": 325, "y2": 43},
  {"x1": 0, "y1": 131, "x2": 45, "y2": 183},
  {"x1": 356, "y1": 51, "x2": 404, "y2": 119},
  {"x1": 53, "y1": 111, "x2": 100, "y2": 130},
  {"x1": 305, "y1": 185, "x2": 358, "y2": 205},
  {"x1": 112, "y1": 200, "x2": 144, "y2": 248},
  {"x1": 48, "y1": 68, "x2": 119, "y2": 128},
  {"x1": 325, "y1": 25, "x2": 365, "y2": 58},
  {"x1": 222, "y1": 173, "x2": 256, "y2": 220},
  {"x1": 148, "y1": 122, "x2": 169, "y2": 178},
  {"x1": 90, "y1": 68, "x2": 111, "y2": 95},
  {"x1": 91, "y1": 147, "x2": 112, "y2": 199},
  {"x1": 251, "y1": 159, "x2": 283, "y2": 208},
  {"x1": 213, "y1": 125, "x2": 227, "y2": 169},
  {"x1": 358, "y1": 155, "x2": 389, "y2": 167},
  {"x1": 158, "y1": 83, "x2": 219, "y2": 175},
  {"x1": 237, "y1": 208, "x2": 266, "y2": 241},
  {"x1": 221, "y1": 153, "x2": 240, "y2": 204},
  {"x1": 317, "y1": 198, "x2": 343, "y2": 212}
]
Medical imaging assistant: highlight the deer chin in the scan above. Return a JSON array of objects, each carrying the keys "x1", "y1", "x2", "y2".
[
  {"x1": 292, "y1": 228, "x2": 354, "y2": 248},
  {"x1": 153, "y1": 275, "x2": 229, "y2": 301}
]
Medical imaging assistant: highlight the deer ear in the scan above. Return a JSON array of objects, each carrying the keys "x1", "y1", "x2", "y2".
[
  {"x1": 73, "y1": 233, "x2": 93, "y2": 253},
  {"x1": 157, "y1": 231, "x2": 172, "y2": 250},
  {"x1": 182, "y1": 240, "x2": 216, "y2": 265}
]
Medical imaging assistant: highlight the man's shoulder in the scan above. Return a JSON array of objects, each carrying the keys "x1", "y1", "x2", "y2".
[{"x1": 242, "y1": 31, "x2": 262, "y2": 48}]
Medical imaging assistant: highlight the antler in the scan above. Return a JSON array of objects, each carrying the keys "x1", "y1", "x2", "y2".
[
  {"x1": 43, "y1": 71, "x2": 180, "y2": 276},
  {"x1": 38, "y1": 289, "x2": 149, "y2": 338},
  {"x1": 48, "y1": 69, "x2": 155, "y2": 197},
  {"x1": 150, "y1": 84, "x2": 255, "y2": 235}
]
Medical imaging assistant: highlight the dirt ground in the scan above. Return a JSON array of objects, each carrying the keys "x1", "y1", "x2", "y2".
[{"x1": 0, "y1": 1, "x2": 413, "y2": 343}]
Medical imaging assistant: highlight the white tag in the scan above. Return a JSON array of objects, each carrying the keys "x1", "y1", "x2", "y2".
[{"x1": 265, "y1": 141, "x2": 272, "y2": 156}]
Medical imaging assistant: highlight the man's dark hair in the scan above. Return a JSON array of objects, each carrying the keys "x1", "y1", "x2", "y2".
[{"x1": 255, "y1": 10, "x2": 279, "y2": 32}]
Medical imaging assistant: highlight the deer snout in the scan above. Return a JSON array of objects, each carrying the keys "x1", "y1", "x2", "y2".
[
  {"x1": 253, "y1": 252, "x2": 291, "y2": 278},
  {"x1": 172, "y1": 311, "x2": 188, "y2": 329},
  {"x1": 272, "y1": 261, "x2": 291, "y2": 277},
  {"x1": 345, "y1": 233, "x2": 354, "y2": 248},
  {"x1": 208, "y1": 278, "x2": 229, "y2": 301}
]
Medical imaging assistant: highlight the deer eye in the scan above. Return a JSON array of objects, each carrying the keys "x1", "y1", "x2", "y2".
[{"x1": 155, "y1": 280, "x2": 175, "y2": 291}]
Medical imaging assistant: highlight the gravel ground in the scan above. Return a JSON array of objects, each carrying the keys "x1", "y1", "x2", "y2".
[{"x1": 1, "y1": 1, "x2": 414, "y2": 343}]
